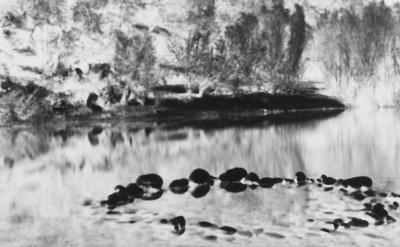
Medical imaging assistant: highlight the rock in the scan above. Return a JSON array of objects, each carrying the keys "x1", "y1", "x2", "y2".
[
  {"x1": 339, "y1": 176, "x2": 373, "y2": 188},
  {"x1": 219, "y1": 167, "x2": 248, "y2": 183},
  {"x1": 170, "y1": 216, "x2": 186, "y2": 235},
  {"x1": 82, "y1": 199, "x2": 92, "y2": 206},
  {"x1": 87, "y1": 93, "x2": 99, "y2": 105},
  {"x1": 295, "y1": 172, "x2": 307, "y2": 185},
  {"x1": 349, "y1": 190, "x2": 366, "y2": 201},
  {"x1": 320, "y1": 228, "x2": 331, "y2": 233},
  {"x1": 170, "y1": 216, "x2": 186, "y2": 228},
  {"x1": 363, "y1": 190, "x2": 376, "y2": 197},
  {"x1": 246, "y1": 172, "x2": 259, "y2": 182},
  {"x1": 105, "y1": 192, "x2": 134, "y2": 209},
  {"x1": 349, "y1": 217, "x2": 369, "y2": 227},
  {"x1": 198, "y1": 221, "x2": 218, "y2": 228},
  {"x1": 219, "y1": 226, "x2": 237, "y2": 235},
  {"x1": 285, "y1": 178, "x2": 294, "y2": 184},
  {"x1": 75, "y1": 68, "x2": 83, "y2": 80},
  {"x1": 370, "y1": 203, "x2": 388, "y2": 219},
  {"x1": 386, "y1": 215, "x2": 396, "y2": 224},
  {"x1": 321, "y1": 175, "x2": 337, "y2": 185},
  {"x1": 379, "y1": 192, "x2": 387, "y2": 197},
  {"x1": 169, "y1": 178, "x2": 189, "y2": 194},
  {"x1": 86, "y1": 93, "x2": 103, "y2": 113},
  {"x1": 204, "y1": 235, "x2": 217, "y2": 241},
  {"x1": 189, "y1": 168, "x2": 213, "y2": 184},
  {"x1": 259, "y1": 177, "x2": 281, "y2": 188},
  {"x1": 223, "y1": 182, "x2": 247, "y2": 193},
  {"x1": 124, "y1": 183, "x2": 144, "y2": 198},
  {"x1": 142, "y1": 190, "x2": 164, "y2": 201},
  {"x1": 340, "y1": 222, "x2": 351, "y2": 228},
  {"x1": 136, "y1": 174, "x2": 163, "y2": 189},
  {"x1": 391, "y1": 192, "x2": 400, "y2": 198},
  {"x1": 389, "y1": 201, "x2": 399, "y2": 210},
  {"x1": 363, "y1": 203, "x2": 373, "y2": 210}
]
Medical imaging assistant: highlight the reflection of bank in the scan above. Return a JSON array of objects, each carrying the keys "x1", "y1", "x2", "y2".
[{"x1": 1, "y1": 110, "x2": 400, "y2": 245}]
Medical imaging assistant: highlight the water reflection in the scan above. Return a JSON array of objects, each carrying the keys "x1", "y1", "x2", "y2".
[{"x1": 1, "y1": 109, "x2": 400, "y2": 246}]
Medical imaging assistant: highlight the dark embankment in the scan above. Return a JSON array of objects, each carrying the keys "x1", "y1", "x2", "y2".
[
  {"x1": 0, "y1": 78, "x2": 345, "y2": 126},
  {"x1": 153, "y1": 109, "x2": 345, "y2": 132},
  {"x1": 157, "y1": 93, "x2": 345, "y2": 112}
]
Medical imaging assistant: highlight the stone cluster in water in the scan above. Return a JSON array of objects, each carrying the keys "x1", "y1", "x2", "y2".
[{"x1": 95, "y1": 168, "x2": 399, "y2": 236}]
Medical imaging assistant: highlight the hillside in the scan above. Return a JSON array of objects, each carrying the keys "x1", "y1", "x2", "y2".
[{"x1": 0, "y1": 0, "x2": 397, "y2": 124}]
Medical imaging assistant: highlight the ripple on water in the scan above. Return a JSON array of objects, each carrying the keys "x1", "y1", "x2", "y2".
[{"x1": 2, "y1": 110, "x2": 400, "y2": 246}]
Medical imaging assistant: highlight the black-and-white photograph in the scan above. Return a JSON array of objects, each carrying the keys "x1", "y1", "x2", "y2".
[{"x1": 0, "y1": 0, "x2": 399, "y2": 246}]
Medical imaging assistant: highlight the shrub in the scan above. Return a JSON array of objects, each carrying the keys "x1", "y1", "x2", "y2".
[
  {"x1": 170, "y1": 0, "x2": 308, "y2": 92},
  {"x1": 286, "y1": 4, "x2": 306, "y2": 77},
  {"x1": 22, "y1": 0, "x2": 67, "y2": 25},
  {"x1": 258, "y1": 2, "x2": 290, "y2": 85},
  {"x1": 318, "y1": 1, "x2": 396, "y2": 83},
  {"x1": 114, "y1": 30, "x2": 157, "y2": 93},
  {"x1": 224, "y1": 13, "x2": 265, "y2": 88},
  {"x1": 72, "y1": 0, "x2": 104, "y2": 33}
]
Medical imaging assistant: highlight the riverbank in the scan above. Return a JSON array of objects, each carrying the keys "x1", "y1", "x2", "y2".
[{"x1": 0, "y1": 81, "x2": 345, "y2": 126}]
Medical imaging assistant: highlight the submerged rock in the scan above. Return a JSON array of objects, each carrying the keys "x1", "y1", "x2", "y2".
[
  {"x1": 219, "y1": 226, "x2": 237, "y2": 235},
  {"x1": 204, "y1": 235, "x2": 218, "y2": 241},
  {"x1": 349, "y1": 217, "x2": 369, "y2": 227},
  {"x1": 349, "y1": 190, "x2": 366, "y2": 201},
  {"x1": 198, "y1": 221, "x2": 218, "y2": 228},
  {"x1": 189, "y1": 168, "x2": 213, "y2": 184},
  {"x1": 170, "y1": 216, "x2": 186, "y2": 235}
]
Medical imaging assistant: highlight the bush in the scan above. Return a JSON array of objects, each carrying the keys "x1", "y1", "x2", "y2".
[
  {"x1": 72, "y1": 0, "x2": 104, "y2": 33},
  {"x1": 224, "y1": 13, "x2": 265, "y2": 88},
  {"x1": 114, "y1": 30, "x2": 157, "y2": 93},
  {"x1": 318, "y1": 1, "x2": 395, "y2": 83},
  {"x1": 173, "y1": 0, "x2": 309, "y2": 92},
  {"x1": 286, "y1": 4, "x2": 306, "y2": 77},
  {"x1": 258, "y1": 2, "x2": 290, "y2": 85},
  {"x1": 22, "y1": 0, "x2": 67, "y2": 25}
]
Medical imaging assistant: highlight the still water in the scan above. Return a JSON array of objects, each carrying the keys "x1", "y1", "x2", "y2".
[{"x1": 1, "y1": 109, "x2": 400, "y2": 247}]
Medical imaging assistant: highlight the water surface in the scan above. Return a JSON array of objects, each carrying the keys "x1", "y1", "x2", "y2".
[{"x1": 1, "y1": 109, "x2": 400, "y2": 246}]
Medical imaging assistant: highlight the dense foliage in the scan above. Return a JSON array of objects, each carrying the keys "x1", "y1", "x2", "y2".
[{"x1": 317, "y1": 1, "x2": 397, "y2": 84}]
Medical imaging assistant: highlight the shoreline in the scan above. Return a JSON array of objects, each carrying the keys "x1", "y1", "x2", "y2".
[{"x1": 0, "y1": 91, "x2": 346, "y2": 128}]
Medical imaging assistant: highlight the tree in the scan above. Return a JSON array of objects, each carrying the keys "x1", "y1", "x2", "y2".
[
  {"x1": 286, "y1": 4, "x2": 306, "y2": 77},
  {"x1": 114, "y1": 30, "x2": 157, "y2": 95}
]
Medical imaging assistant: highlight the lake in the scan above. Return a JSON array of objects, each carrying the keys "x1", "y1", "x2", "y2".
[{"x1": 0, "y1": 109, "x2": 400, "y2": 247}]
